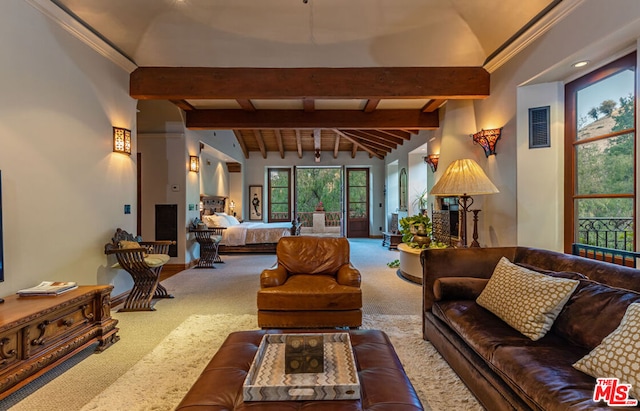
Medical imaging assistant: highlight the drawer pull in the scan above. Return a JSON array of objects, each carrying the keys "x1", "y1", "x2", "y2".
[{"x1": 62, "y1": 319, "x2": 74, "y2": 327}]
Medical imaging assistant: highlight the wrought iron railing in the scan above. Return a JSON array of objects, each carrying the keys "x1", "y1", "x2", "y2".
[
  {"x1": 577, "y1": 217, "x2": 634, "y2": 251},
  {"x1": 572, "y1": 243, "x2": 640, "y2": 268},
  {"x1": 270, "y1": 211, "x2": 342, "y2": 227}
]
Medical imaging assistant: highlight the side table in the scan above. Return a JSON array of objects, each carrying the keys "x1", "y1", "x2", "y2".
[{"x1": 382, "y1": 231, "x2": 403, "y2": 250}]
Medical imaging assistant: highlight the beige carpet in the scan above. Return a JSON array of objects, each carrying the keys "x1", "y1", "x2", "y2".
[
  {"x1": 2, "y1": 239, "x2": 483, "y2": 410},
  {"x1": 77, "y1": 314, "x2": 482, "y2": 411}
]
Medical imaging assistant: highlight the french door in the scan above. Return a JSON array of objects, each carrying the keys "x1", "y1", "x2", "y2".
[{"x1": 346, "y1": 168, "x2": 370, "y2": 237}]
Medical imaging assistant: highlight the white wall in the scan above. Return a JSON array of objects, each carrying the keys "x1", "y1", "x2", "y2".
[
  {"x1": 516, "y1": 83, "x2": 564, "y2": 250},
  {"x1": 0, "y1": 0, "x2": 137, "y2": 295}
]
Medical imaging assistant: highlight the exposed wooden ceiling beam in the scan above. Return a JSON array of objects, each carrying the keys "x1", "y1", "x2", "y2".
[
  {"x1": 186, "y1": 109, "x2": 438, "y2": 129},
  {"x1": 303, "y1": 98, "x2": 315, "y2": 112},
  {"x1": 351, "y1": 144, "x2": 358, "y2": 158},
  {"x1": 354, "y1": 130, "x2": 404, "y2": 145},
  {"x1": 253, "y1": 130, "x2": 267, "y2": 159},
  {"x1": 333, "y1": 133, "x2": 340, "y2": 159},
  {"x1": 130, "y1": 67, "x2": 490, "y2": 100},
  {"x1": 340, "y1": 131, "x2": 392, "y2": 153},
  {"x1": 237, "y1": 99, "x2": 256, "y2": 111},
  {"x1": 232, "y1": 130, "x2": 249, "y2": 158},
  {"x1": 334, "y1": 129, "x2": 382, "y2": 159},
  {"x1": 340, "y1": 130, "x2": 397, "y2": 150},
  {"x1": 364, "y1": 99, "x2": 380, "y2": 112},
  {"x1": 274, "y1": 129, "x2": 285, "y2": 159},
  {"x1": 422, "y1": 99, "x2": 446, "y2": 112},
  {"x1": 170, "y1": 99, "x2": 195, "y2": 111},
  {"x1": 295, "y1": 130, "x2": 303, "y2": 158},
  {"x1": 377, "y1": 129, "x2": 412, "y2": 139}
]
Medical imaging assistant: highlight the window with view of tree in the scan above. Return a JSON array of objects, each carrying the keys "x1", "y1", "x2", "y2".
[
  {"x1": 268, "y1": 168, "x2": 291, "y2": 222},
  {"x1": 564, "y1": 53, "x2": 636, "y2": 252},
  {"x1": 295, "y1": 167, "x2": 342, "y2": 228}
]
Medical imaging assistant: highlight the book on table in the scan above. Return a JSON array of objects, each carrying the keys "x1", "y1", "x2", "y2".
[{"x1": 17, "y1": 281, "x2": 78, "y2": 296}]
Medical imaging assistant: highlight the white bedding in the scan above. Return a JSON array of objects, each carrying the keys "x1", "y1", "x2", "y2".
[{"x1": 220, "y1": 222, "x2": 292, "y2": 246}]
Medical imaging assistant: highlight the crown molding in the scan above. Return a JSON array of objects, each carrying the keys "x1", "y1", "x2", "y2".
[
  {"x1": 484, "y1": 0, "x2": 586, "y2": 73},
  {"x1": 25, "y1": 0, "x2": 137, "y2": 73}
]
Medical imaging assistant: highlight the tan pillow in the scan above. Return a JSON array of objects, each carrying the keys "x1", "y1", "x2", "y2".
[
  {"x1": 573, "y1": 302, "x2": 640, "y2": 400},
  {"x1": 119, "y1": 240, "x2": 140, "y2": 249},
  {"x1": 476, "y1": 257, "x2": 579, "y2": 341}
]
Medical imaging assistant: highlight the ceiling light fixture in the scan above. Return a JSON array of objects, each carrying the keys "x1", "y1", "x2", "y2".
[{"x1": 572, "y1": 60, "x2": 590, "y2": 68}]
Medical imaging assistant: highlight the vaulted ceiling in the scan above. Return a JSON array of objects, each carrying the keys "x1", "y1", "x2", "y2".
[{"x1": 49, "y1": 0, "x2": 563, "y2": 159}]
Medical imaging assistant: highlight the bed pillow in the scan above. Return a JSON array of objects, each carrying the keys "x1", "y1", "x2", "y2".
[
  {"x1": 476, "y1": 257, "x2": 579, "y2": 341},
  {"x1": 573, "y1": 302, "x2": 640, "y2": 400},
  {"x1": 225, "y1": 215, "x2": 241, "y2": 226},
  {"x1": 202, "y1": 214, "x2": 229, "y2": 228}
]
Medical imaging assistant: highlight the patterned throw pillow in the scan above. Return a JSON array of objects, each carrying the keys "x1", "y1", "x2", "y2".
[
  {"x1": 476, "y1": 257, "x2": 579, "y2": 341},
  {"x1": 573, "y1": 302, "x2": 640, "y2": 400}
]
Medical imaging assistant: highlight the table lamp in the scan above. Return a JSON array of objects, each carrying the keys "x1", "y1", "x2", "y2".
[{"x1": 430, "y1": 159, "x2": 499, "y2": 247}]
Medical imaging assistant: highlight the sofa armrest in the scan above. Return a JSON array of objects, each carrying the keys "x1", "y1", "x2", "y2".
[
  {"x1": 433, "y1": 277, "x2": 489, "y2": 302},
  {"x1": 260, "y1": 265, "x2": 289, "y2": 288},
  {"x1": 337, "y1": 264, "x2": 361, "y2": 287},
  {"x1": 421, "y1": 247, "x2": 518, "y2": 311}
]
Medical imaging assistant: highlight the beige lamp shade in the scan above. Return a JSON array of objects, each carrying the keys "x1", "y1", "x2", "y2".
[{"x1": 430, "y1": 159, "x2": 499, "y2": 196}]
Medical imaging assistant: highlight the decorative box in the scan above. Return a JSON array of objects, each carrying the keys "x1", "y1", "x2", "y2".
[{"x1": 243, "y1": 333, "x2": 360, "y2": 401}]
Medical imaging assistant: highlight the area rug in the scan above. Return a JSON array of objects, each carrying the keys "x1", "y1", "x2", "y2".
[{"x1": 80, "y1": 314, "x2": 483, "y2": 411}]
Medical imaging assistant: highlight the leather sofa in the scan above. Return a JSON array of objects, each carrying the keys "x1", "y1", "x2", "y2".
[
  {"x1": 257, "y1": 236, "x2": 362, "y2": 328},
  {"x1": 421, "y1": 247, "x2": 640, "y2": 411}
]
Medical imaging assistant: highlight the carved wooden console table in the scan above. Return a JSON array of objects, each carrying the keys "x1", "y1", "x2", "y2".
[{"x1": 0, "y1": 285, "x2": 119, "y2": 399}]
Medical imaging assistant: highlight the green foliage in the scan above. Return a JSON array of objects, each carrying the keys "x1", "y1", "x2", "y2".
[
  {"x1": 399, "y1": 214, "x2": 432, "y2": 244},
  {"x1": 295, "y1": 168, "x2": 342, "y2": 212},
  {"x1": 386, "y1": 259, "x2": 400, "y2": 268},
  {"x1": 412, "y1": 188, "x2": 429, "y2": 210}
]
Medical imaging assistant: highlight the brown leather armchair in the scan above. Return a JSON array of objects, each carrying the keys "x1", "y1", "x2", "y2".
[{"x1": 257, "y1": 236, "x2": 362, "y2": 328}]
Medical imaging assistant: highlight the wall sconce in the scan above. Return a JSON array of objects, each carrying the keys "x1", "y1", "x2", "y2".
[
  {"x1": 471, "y1": 128, "x2": 502, "y2": 157},
  {"x1": 189, "y1": 155, "x2": 199, "y2": 172},
  {"x1": 113, "y1": 127, "x2": 131, "y2": 155},
  {"x1": 424, "y1": 154, "x2": 440, "y2": 172}
]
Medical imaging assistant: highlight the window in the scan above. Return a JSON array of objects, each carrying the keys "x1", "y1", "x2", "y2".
[
  {"x1": 268, "y1": 168, "x2": 291, "y2": 222},
  {"x1": 565, "y1": 53, "x2": 636, "y2": 252}
]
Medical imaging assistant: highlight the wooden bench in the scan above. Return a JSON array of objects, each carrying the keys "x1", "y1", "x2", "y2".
[{"x1": 104, "y1": 228, "x2": 175, "y2": 312}]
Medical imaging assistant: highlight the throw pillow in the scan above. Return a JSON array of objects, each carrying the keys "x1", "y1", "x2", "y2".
[
  {"x1": 202, "y1": 215, "x2": 229, "y2": 228},
  {"x1": 573, "y1": 302, "x2": 640, "y2": 400},
  {"x1": 476, "y1": 257, "x2": 579, "y2": 341},
  {"x1": 119, "y1": 240, "x2": 140, "y2": 249}
]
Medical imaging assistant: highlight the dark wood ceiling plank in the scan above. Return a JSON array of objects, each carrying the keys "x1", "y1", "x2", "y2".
[
  {"x1": 170, "y1": 99, "x2": 195, "y2": 111},
  {"x1": 295, "y1": 130, "x2": 303, "y2": 158},
  {"x1": 253, "y1": 130, "x2": 267, "y2": 159},
  {"x1": 237, "y1": 99, "x2": 256, "y2": 111},
  {"x1": 364, "y1": 99, "x2": 380, "y2": 112},
  {"x1": 186, "y1": 109, "x2": 438, "y2": 129},
  {"x1": 334, "y1": 129, "x2": 383, "y2": 159},
  {"x1": 274, "y1": 129, "x2": 285, "y2": 159},
  {"x1": 422, "y1": 99, "x2": 446, "y2": 112},
  {"x1": 232, "y1": 130, "x2": 249, "y2": 159},
  {"x1": 130, "y1": 67, "x2": 490, "y2": 100}
]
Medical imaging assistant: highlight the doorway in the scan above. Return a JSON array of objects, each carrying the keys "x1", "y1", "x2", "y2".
[
  {"x1": 295, "y1": 167, "x2": 343, "y2": 235},
  {"x1": 346, "y1": 168, "x2": 370, "y2": 237}
]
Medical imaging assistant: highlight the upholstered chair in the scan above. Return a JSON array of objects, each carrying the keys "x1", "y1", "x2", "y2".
[{"x1": 257, "y1": 236, "x2": 362, "y2": 328}]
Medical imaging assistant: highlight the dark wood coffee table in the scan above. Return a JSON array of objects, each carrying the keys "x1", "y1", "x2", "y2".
[{"x1": 176, "y1": 329, "x2": 424, "y2": 410}]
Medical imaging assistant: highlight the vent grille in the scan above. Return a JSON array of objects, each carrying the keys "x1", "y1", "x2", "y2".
[{"x1": 529, "y1": 106, "x2": 550, "y2": 148}]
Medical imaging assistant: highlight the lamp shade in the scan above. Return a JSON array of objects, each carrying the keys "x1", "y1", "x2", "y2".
[{"x1": 430, "y1": 159, "x2": 499, "y2": 196}]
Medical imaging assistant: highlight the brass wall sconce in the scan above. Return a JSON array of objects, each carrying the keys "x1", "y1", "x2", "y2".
[
  {"x1": 471, "y1": 128, "x2": 502, "y2": 157},
  {"x1": 189, "y1": 155, "x2": 199, "y2": 172},
  {"x1": 113, "y1": 127, "x2": 131, "y2": 155},
  {"x1": 424, "y1": 154, "x2": 440, "y2": 172}
]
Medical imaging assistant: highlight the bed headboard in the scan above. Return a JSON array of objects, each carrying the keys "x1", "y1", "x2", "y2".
[{"x1": 200, "y1": 196, "x2": 226, "y2": 216}]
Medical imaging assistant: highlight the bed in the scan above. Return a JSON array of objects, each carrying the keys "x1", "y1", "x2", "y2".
[{"x1": 198, "y1": 195, "x2": 301, "y2": 253}]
